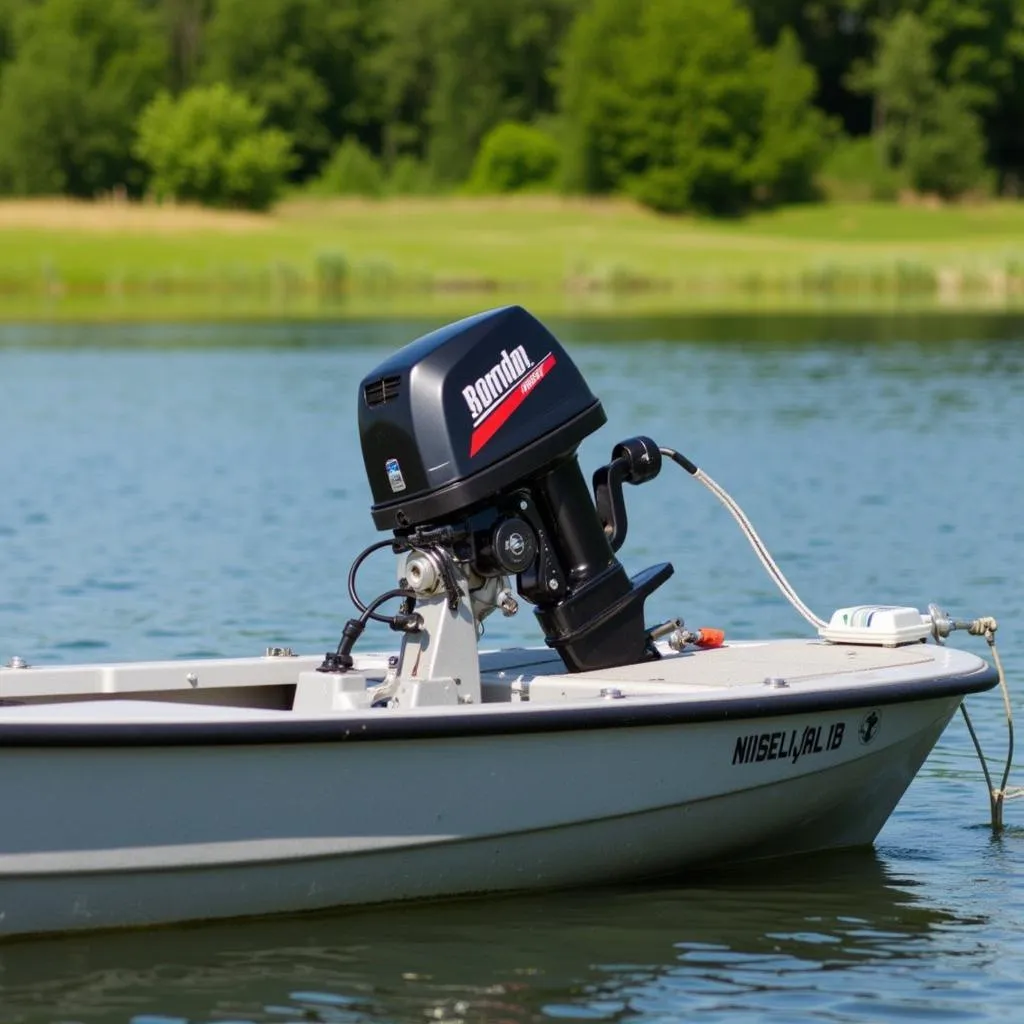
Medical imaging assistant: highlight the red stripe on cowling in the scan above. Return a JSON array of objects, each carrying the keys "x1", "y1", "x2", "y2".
[{"x1": 469, "y1": 353, "x2": 557, "y2": 457}]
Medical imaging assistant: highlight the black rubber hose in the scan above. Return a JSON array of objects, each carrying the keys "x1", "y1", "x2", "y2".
[
  {"x1": 348, "y1": 538, "x2": 407, "y2": 623},
  {"x1": 658, "y1": 446, "x2": 699, "y2": 476}
]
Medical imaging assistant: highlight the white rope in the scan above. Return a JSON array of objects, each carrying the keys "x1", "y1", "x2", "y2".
[
  {"x1": 959, "y1": 630, "x2": 1019, "y2": 828},
  {"x1": 661, "y1": 446, "x2": 1015, "y2": 830},
  {"x1": 692, "y1": 468, "x2": 827, "y2": 630}
]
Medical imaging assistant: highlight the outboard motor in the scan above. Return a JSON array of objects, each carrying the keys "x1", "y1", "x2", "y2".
[{"x1": 349, "y1": 305, "x2": 672, "y2": 688}]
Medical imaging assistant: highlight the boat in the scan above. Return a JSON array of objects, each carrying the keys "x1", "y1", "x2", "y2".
[{"x1": 0, "y1": 305, "x2": 1010, "y2": 939}]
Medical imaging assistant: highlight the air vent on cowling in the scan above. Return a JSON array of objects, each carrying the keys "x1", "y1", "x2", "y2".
[{"x1": 363, "y1": 375, "x2": 401, "y2": 407}]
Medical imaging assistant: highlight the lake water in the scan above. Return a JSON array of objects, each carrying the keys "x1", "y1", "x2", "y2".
[{"x1": 0, "y1": 312, "x2": 1023, "y2": 1023}]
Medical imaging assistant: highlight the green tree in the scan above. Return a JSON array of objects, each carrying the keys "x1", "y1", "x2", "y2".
[
  {"x1": 561, "y1": 0, "x2": 828, "y2": 214},
  {"x1": 135, "y1": 83, "x2": 295, "y2": 209},
  {"x1": 311, "y1": 136, "x2": 385, "y2": 196},
  {"x1": 745, "y1": 0, "x2": 876, "y2": 138},
  {"x1": 163, "y1": 0, "x2": 209, "y2": 93},
  {"x1": 467, "y1": 121, "x2": 562, "y2": 193},
  {"x1": 0, "y1": 0, "x2": 18, "y2": 67},
  {"x1": 748, "y1": 29, "x2": 834, "y2": 203},
  {"x1": 0, "y1": 0, "x2": 167, "y2": 196},
  {"x1": 850, "y1": 12, "x2": 987, "y2": 197},
  {"x1": 367, "y1": 0, "x2": 444, "y2": 166},
  {"x1": 906, "y1": 90, "x2": 988, "y2": 197},
  {"x1": 368, "y1": 0, "x2": 579, "y2": 184},
  {"x1": 745, "y1": 0, "x2": 1024, "y2": 185},
  {"x1": 386, "y1": 155, "x2": 435, "y2": 195},
  {"x1": 0, "y1": 0, "x2": 20, "y2": 190},
  {"x1": 425, "y1": 0, "x2": 580, "y2": 184},
  {"x1": 910, "y1": 0, "x2": 1024, "y2": 112},
  {"x1": 201, "y1": 0, "x2": 383, "y2": 179},
  {"x1": 910, "y1": 0, "x2": 1024, "y2": 187}
]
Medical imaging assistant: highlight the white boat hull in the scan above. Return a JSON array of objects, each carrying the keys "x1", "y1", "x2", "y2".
[{"x1": 0, "y1": 684, "x2": 963, "y2": 937}]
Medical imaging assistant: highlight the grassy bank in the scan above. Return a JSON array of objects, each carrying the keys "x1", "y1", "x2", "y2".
[{"x1": 3, "y1": 196, "x2": 1024, "y2": 320}]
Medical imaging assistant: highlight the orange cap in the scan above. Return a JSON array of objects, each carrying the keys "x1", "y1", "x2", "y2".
[{"x1": 695, "y1": 628, "x2": 725, "y2": 648}]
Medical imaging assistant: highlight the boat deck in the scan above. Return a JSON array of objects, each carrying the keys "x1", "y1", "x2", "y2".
[
  {"x1": 480, "y1": 639, "x2": 943, "y2": 701},
  {"x1": 0, "y1": 639, "x2": 994, "y2": 731}
]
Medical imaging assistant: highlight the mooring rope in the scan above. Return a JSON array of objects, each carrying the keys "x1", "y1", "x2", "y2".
[{"x1": 959, "y1": 625, "x2": 1021, "y2": 830}]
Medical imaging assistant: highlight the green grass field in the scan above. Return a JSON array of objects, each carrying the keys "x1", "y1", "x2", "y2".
[{"x1": 3, "y1": 196, "x2": 1024, "y2": 320}]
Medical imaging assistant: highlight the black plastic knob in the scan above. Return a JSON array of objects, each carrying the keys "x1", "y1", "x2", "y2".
[
  {"x1": 611, "y1": 436, "x2": 662, "y2": 485},
  {"x1": 491, "y1": 517, "x2": 538, "y2": 574}
]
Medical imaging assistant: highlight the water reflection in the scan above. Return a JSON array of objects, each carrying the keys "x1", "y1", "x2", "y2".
[
  {"x1": 1, "y1": 311, "x2": 1023, "y2": 352},
  {"x1": 0, "y1": 852, "x2": 991, "y2": 1024},
  {"x1": 552, "y1": 311, "x2": 1024, "y2": 350}
]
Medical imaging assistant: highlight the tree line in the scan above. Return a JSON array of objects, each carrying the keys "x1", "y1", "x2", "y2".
[{"x1": 0, "y1": 0, "x2": 1021, "y2": 214}]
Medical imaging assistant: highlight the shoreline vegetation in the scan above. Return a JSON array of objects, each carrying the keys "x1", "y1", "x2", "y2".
[
  {"x1": 4, "y1": 196, "x2": 1024, "y2": 321},
  {"x1": 4, "y1": 0, "x2": 1024, "y2": 328}
]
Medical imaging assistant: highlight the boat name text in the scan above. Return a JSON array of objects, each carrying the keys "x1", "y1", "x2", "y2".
[
  {"x1": 732, "y1": 721, "x2": 845, "y2": 766},
  {"x1": 464, "y1": 346, "x2": 558, "y2": 457},
  {"x1": 462, "y1": 346, "x2": 534, "y2": 421}
]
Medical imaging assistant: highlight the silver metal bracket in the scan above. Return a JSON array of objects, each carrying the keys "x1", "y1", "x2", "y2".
[{"x1": 393, "y1": 550, "x2": 483, "y2": 707}]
